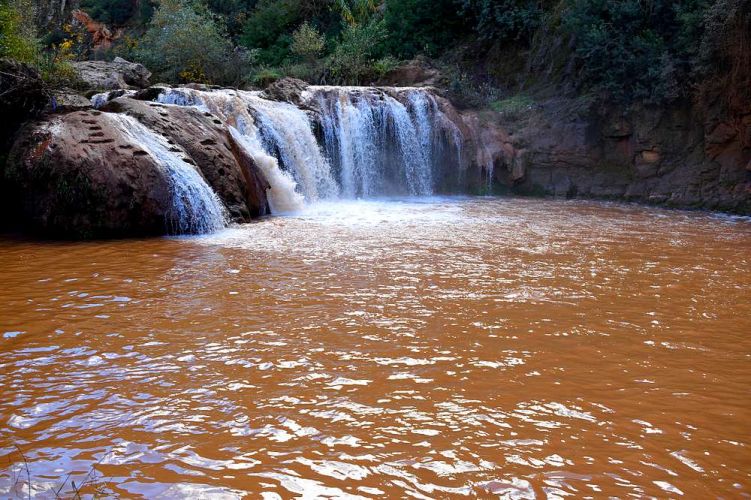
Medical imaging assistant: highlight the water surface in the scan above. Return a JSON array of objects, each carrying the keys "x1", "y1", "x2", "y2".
[{"x1": 1, "y1": 198, "x2": 750, "y2": 497}]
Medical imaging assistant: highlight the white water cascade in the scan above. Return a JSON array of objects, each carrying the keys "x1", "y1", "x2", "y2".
[
  {"x1": 107, "y1": 113, "x2": 227, "y2": 234},
  {"x1": 153, "y1": 85, "x2": 463, "y2": 212},
  {"x1": 307, "y1": 87, "x2": 455, "y2": 197}
]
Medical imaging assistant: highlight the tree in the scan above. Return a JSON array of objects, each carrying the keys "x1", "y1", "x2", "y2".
[
  {"x1": 326, "y1": 19, "x2": 387, "y2": 84},
  {"x1": 135, "y1": 0, "x2": 250, "y2": 85},
  {"x1": 291, "y1": 21, "x2": 325, "y2": 63},
  {"x1": 383, "y1": 0, "x2": 469, "y2": 58}
]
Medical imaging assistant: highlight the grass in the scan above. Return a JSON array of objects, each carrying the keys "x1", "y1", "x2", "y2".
[
  {"x1": 6, "y1": 444, "x2": 111, "y2": 499},
  {"x1": 490, "y1": 95, "x2": 535, "y2": 117}
]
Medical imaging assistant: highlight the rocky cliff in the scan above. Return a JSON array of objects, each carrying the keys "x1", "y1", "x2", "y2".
[{"x1": 450, "y1": 96, "x2": 750, "y2": 214}]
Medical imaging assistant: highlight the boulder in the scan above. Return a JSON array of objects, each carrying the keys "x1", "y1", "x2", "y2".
[
  {"x1": 72, "y1": 58, "x2": 151, "y2": 90},
  {"x1": 4, "y1": 95, "x2": 271, "y2": 238},
  {"x1": 5, "y1": 109, "x2": 174, "y2": 238},
  {"x1": 262, "y1": 78, "x2": 309, "y2": 106},
  {"x1": 102, "y1": 97, "x2": 270, "y2": 219},
  {"x1": 378, "y1": 57, "x2": 440, "y2": 87}
]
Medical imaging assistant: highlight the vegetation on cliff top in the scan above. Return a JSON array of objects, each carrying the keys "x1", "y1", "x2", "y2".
[{"x1": 2, "y1": 0, "x2": 749, "y2": 107}]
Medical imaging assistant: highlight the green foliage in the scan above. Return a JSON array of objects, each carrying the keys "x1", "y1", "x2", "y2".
[
  {"x1": 251, "y1": 66, "x2": 282, "y2": 86},
  {"x1": 325, "y1": 19, "x2": 387, "y2": 84},
  {"x1": 560, "y1": 0, "x2": 708, "y2": 103},
  {"x1": 290, "y1": 21, "x2": 325, "y2": 62},
  {"x1": 459, "y1": 0, "x2": 545, "y2": 44},
  {"x1": 490, "y1": 94, "x2": 534, "y2": 115},
  {"x1": 383, "y1": 0, "x2": 468, "y2": 58},
  {"x1": 79, "y1": 0, "x2": 135, "y2": 25},
  {"x1": 0, "y1": 0, "x2": 38, "y2": 63},
  {"x1": 240, "y1": 0, "x2": 303, "y2": 65},
  {"x1": 135, "y1": 0, "x2": 254, "y2": 85}
]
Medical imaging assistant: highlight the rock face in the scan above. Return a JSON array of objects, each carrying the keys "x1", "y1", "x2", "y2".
[
  {"x1": 451, "y1": 96, "x2": 751, "y2": 214},
  {"x1": 261, "y1": 78, "x2": 310, "y2": 107},
  {"x1": 378, "y1": 58, "x2": 441, "y2": 87},
  {"x1": 72, "y1": 57, "x2": 151, "y2": 90},
  {"x1": 34, "y1": 0, "x2": 79, "y2": 32},
  {"x1": 4, "y1": 95, "x2": 270, "y2": 238},
  {"x1": 71, "y1": 9, "x2": 123, "y2": 50},
  {"x1": 5, "y1": 109, "x2": 174, "y2": 238},
  {"x1": 102, "y1": 97, "x2": 270, "y2": 220}
]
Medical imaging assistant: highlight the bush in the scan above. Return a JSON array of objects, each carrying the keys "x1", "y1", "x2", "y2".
[
  {"x1": 325, "y1": 19, "x2": 387, "y2": 84},
  {"x1": 251, "y1": 67, "x2": 282, "y2": 87},
  {"x1": 556, "y1": 0, "x2": 708, "y2": 103},
  {"x1": 383, "y1": 0, "x2": 469, "y2": 58},
  {"x1": 459, "y1": 0, "x2": 545, "y2": 44},
  {"x1": 240, "y1": 0, "x2": 303, "y2": 65},
  {"x1": 79, "y1": 0, "x2": 135, "y2": 25},
  {"x1": 135, "y1": 0, "x2": 252, "y2": 85},
  {"x1": 290, "y1": 21, "x2": 325, "y2": 63},
  {"x1": 0, "y1": 0, "x2": 38, "y2": 63}
]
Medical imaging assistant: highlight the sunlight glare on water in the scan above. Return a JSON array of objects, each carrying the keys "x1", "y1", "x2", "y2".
[{"x1": 1, "y1": 197, "x2": 750, "y2": 498}]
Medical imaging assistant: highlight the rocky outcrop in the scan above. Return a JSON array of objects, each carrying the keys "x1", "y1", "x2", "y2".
[
  {"x1": 71, "y1": 9, "x2": 123, "y2": 50},
  {"x1": 72, "y1": 57, "x2": 151, "y2": 90},
  {"x1": 451, "y1": 96, "x2": 751, "y2": 214},
  {"x1": 101, "y1": 97, "x2": 270, "y2": 219},
  {"x1": 261, "y1": 78, "x2": 310, "y2": 107},
  {"x1": 5, "y1": 109, "x2": 174, "y2": 238},
  {"x1": 378, "y1": 57, "x2": 441, "y2": 87},
  {"x1": 4, "y1": 93, "x2": 270, "y2": 238},
  {"x1": 34, "y1": 0, "x2": 79, "y2": 32}
]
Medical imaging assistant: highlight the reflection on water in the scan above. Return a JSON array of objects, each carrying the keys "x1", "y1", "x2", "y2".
[{"x1": 1, "y1": 198, "x2": 750, "y2": 498}]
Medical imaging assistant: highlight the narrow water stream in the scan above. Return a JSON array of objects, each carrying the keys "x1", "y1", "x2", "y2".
[{"x1": 1, "y1": 198, "x2": 750, "y2": 498}]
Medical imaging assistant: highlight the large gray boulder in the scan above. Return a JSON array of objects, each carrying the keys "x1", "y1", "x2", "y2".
[{"x1": 72, "y1": 57, "x2": 151, "y2": 90}]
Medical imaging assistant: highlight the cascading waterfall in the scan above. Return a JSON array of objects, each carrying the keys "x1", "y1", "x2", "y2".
[
  {"x1": 307, "y1": 87, "x2": 461, "y2": 198},
  {"x1": 152, "y1": 85, "x2": 463, "y2": 212},
  {"x1": 107, "y1": 113, "x2": 227, "y2": 234},
  {"x1": 157, "y1": 88, "x2": 311, "y2": 212}
]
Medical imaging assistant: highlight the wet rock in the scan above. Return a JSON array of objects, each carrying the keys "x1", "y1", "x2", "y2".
[
  {"x1": 72, "y1": 57, "x2": 151, "y2": 91},
  {"x1": 4, "y1": 110, "x2": 174, "y2": 238},
  {"x1": 456, "y1": 96, "x2": 751, "y2": 214},
  {"x1": 103, "y1": 97, "x2": 270, "y2": 220},
  {"x1": 47, "y1": 90, "x2": 92, "y2": 113},
  {"x1": 262, "y1": 78, "x2": 309, "y2": 106}
]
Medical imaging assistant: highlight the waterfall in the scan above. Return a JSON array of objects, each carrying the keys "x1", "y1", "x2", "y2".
[
  {"x1": 308, "y1": 87, "x2": 457, "y2": 197},
  {"x1": 107, "y1": 114, "x2": 227, "y2": 234},
  {"x1": 157, "y1": 88, "x2": 307, "y2": 212},
  {"x1": 153, "y1": 85, "x2": 463, "y2": 211}
]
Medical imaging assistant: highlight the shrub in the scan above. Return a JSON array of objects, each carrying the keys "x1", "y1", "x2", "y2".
[
  {"x1": 135, "y1": 0, "x2": 251, "y2": 85},
  {"x1": 290, "y1": 21, "x2": 325, "y2": 63},
  {"x1": 559, "y1": 0, "x2": 705, "y2": 103},
  {"x1": 0, "y1": 0, "x2": 38, "y2": 63},
  {"x1": 383, "y1": 0, "x2": 469, "y2": 58},
  {"x1": 459, "y1": 0, "x2": 545, "y2": 44},
  {"x1": 240, "y1": 0, "x2": 303, "y2": 65},
  {"x1": 325, "y1": 19, "x2": 387, "y2": 84},
  {"x1": 251, "y1": 67, "x2": 282, "y2": 87},
  {"x1": 79, "y1": 0, "x2": 135, "y2": 25}
]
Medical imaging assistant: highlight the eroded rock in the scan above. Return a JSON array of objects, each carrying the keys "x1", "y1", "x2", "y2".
[{"x1": 72, "y1": 57, "x2": 151, "y2": 91}]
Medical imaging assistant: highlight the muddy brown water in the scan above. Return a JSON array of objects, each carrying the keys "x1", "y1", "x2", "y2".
[{"x1": 1, "y1": 198, "x2": 750, "y2": 498}]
